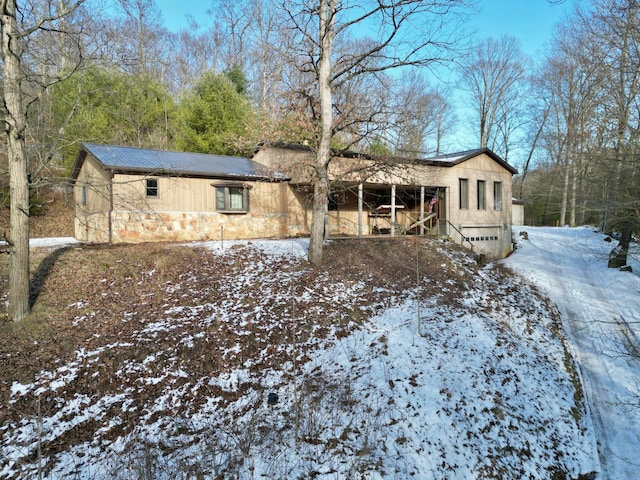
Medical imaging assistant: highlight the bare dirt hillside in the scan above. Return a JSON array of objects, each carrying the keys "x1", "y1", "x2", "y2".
[{"x1": 0, "y1": 190, "x2": 74, "y2": 239}]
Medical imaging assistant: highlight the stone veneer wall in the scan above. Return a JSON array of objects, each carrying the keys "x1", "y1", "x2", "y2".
[
  {"x1": 75, "y1": 212, "x2": 109, "y2": 243},
  {"x1": 110, "y1": 210, "x2": 289, "y2": 243}
]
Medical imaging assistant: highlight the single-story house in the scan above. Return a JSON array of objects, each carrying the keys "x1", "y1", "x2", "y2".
[
  {"x1": 71, "y1": 143, "x2": 518, "y2": 258},
  {"x1": 70, "y1": 143, "x2": 291, "y2": 243}
]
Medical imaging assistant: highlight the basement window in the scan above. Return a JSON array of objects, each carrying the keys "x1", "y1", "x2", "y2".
[{"x1": 214, "y1": 183, "x2": 251, "y2": 213}]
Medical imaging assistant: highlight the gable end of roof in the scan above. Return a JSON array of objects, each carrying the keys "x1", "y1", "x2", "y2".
[{"x1": 420, "y1": 147, "x2": 518, "y2": 174}]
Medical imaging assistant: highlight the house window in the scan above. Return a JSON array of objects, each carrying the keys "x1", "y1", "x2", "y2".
[
  {"x1": 146, "y1": 178, "x2": 158, "y2": 197},
  {"x1": 494, "y1": 181, "x2": 502, "y2": 210},
  {"x1": 459, "y1": 178, "x2": 468, "y2": 210},
  {"x1": 215, "y1": 184, "x2": 250, "y2": 212},
  {"x1": 477, "y1": 180, "x2": 486, "y2": 210},
  {"x1": 81, "y1": 186, "x2": 87, "y2": 206}
]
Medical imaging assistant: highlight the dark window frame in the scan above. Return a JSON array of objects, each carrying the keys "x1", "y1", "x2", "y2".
[
  {"x1": 459, "y1": 178, "x2": 469, "y2": 210},
  {"x1": 477, "y1": 180, "x2": 486, "y2": 210},
  {"x1": 494, "y1": 181, "x2": 502, "y2": 210},
  {"x1": 146, "y1": 178, "x2": 159, "y2": 197},
  {"x1": 213, "y1": 183, "x2": 251, "y2": 213}
]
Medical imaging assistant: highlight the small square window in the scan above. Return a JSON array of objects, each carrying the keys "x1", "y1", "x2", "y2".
[{"x1": 146, "y1": 178, "x2": 158, "y2": 197}]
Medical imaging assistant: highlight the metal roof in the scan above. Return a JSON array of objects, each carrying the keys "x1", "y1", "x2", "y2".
[
  {"x1": 419, "y1": 147, "x2": 518, "y2": 174},
  {"x1": 254, "y1": 143, "x2": 517, "y2": 175},
  {"x1": 74, "y1": 144, "x2": 290, "y2": 181}
]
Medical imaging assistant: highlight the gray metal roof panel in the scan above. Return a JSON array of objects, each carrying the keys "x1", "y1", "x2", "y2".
[
  {"x1": 419, "y1": 147, "x2": 518, "y2": 174},
  {"x1": 81, "y1": 143, "x2": 289, "y2": 181}
]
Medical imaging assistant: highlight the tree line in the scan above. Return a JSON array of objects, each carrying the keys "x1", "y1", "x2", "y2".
[
  {"x1": 515, "y1": 0, "x2": 639, "y2": 269},
  {"x1": 1, "y1": 0, "x2": 638, "y2": 321}
]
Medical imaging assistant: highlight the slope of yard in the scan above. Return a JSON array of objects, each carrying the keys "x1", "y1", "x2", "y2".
[{"x1": 1, "y1": 237, "x2": 597, "y2": 479}]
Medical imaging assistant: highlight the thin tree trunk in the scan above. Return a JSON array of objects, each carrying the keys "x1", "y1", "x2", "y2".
[
  {"x1": 519, "y1": 103, "x2": 550, "y2": 199},
  {"x1": 2, "y1": 0, "x2": 31, "y2": 322},
  {"x1": 569, "y1": 154, "x2": 578, "y2": 227},
  {"x1": 560, "y1": 157, "x2": 569, "y2": 226}
]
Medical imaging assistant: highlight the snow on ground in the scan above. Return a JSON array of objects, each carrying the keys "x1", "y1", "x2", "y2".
[
  {"x1": 0, "y1": 237, "x2": 79, "y2": 249},
  {"x1": 504, "y1": 226, "x2": 640, "y2": 480},
  {"x1": 2, "y1": 232, "x2": 622, "y2": 479},
  {"x1": 28, "y1": 237, "x2": 79, "y2": 248}
]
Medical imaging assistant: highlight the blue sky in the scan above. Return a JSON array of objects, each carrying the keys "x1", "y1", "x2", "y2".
[
  {"x1": 155, "y1": 0, "x2": 572, "y2": 59},
  {"x1": 154, "y1": 0, "x2": 573, "y2": 153}
]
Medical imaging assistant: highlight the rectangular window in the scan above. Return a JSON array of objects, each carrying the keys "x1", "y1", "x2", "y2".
[
  {"x1": 229, "y1": 187, "x2": 244, "y2": 210},
  {"x1": 459, "y1": 178, "x2": 468, "y2": 210},
  {"x1": 477, "y1": 180, "x2": 486, "y2": 210},
  {"x1": 215, "y1": 185, "x2": 250, "y2": 212},
  {"x1": 81, "y1": 186, "x2": 87, "y2": 206},
  {"x1": 216, "y1": 187, "x2": 226, "y2": 210},
  {"x1": 146, "y1": 178, "x2": 158, "y2": 197},
  {"x1": 494, "y1": 181, "x2": 502, "y2": 210}
]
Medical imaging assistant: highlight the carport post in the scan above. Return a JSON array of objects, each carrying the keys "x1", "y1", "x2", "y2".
[
  {"x1": 420, "y1": 186, "x2": 425, "y2": 236},
  {"x1": 391, "y1": 184, "x2": 396, "y2": 236},
  {"x1": 358, "y1": 183, "x2": 363, "y2": 237}
]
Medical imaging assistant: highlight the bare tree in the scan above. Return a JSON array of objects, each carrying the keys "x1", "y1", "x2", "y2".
[
  {"x1": 1, "y1": 0, "x2": 85, "y2": 321},
  {"x1": 392, "y1": 71, "x2": 455, "y2": 157},
  {"x1": 106, "y1": 0, "x2": 171, "y2": 81},
  {"x1": 460, "y1": 36, "x2": 527, "y2": 151},
  {"x1": 281, "y1": 0, "x2": 471, "y2": 264},
  {"x1": 519, "y1": 0, "x2": 640, "y2": 250},
  {"x1": 532, "y1": 17, "x2": 605, "y2": 227},
  {"x1": 583, "y1": 0, "x2": 640, "y2": 265}
]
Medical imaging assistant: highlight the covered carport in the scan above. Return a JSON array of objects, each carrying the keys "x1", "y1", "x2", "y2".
[{"x1": 327, "y1": 182, "x2": 447, "y2": 238}]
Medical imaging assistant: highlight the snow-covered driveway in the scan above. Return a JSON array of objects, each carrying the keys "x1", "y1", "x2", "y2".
[{"x1": 504, "y1": 226, "x2": 640, "y2": 480}]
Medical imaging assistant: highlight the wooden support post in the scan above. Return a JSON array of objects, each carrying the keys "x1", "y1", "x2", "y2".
[
  {"x1": 420, "y1": 186, "x2": 425, "y2": 236},
  {"x1": 391, "y1": 184, "x2": 396, "y2": 236},
  {"x1": 358, "y1": 183, "x2": 363, "y2": 237}
]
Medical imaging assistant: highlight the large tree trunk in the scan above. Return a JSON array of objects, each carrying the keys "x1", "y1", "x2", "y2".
[
  {"x1": 308, "y1": 164, "x2": 329, "y2": 265},
  {"x1": 307, "y1": 0, "x2": 335, "y2": 265},
  {"x1": 2, "y1": 0, "x2": 31, "y2": 322}
]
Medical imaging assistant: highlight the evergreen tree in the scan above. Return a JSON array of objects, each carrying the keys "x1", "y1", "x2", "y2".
[
  {"x1": 176, "y1": 70, "x2": 256, "y2": 155},
  {"x1": 53, "y1": 67, "x2": 175, "y2": 171}
]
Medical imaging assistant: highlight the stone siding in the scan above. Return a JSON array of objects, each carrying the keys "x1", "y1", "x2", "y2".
[{"x1": 111, "y1": 211, "x2": 288, "y2": 243}]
